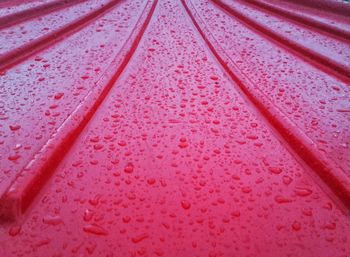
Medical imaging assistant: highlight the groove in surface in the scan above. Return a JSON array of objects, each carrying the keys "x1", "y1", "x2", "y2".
[
  {"x1": 0, "y1": 0, "x2": 123, "y2": 73},
  {"x1": 0, "y1": 0, "x2": 87, "y2": 30},
  {"x1": 0, "y1": 0, "x2": 158, "y2": 222},
  {"x1": 182, "y1": 0, "x2": 350, "y2": 208},
  {"x1": 211, "y1": 0, "x2": 350, "y2": 84}
]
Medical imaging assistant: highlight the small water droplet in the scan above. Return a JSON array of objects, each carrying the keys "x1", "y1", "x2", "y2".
[
  {"x1": 8, "y1": 226, "x2": 21, "y2": 236},
  {"x1": 181, "y1": 200, "x2": 191, "y2": 210},
  {"x1": 83, "y1": 224, "x2": 108, "y2": 235},
  {"x1": 124, "y1": 163, "x2": 134, "y2": 173}
]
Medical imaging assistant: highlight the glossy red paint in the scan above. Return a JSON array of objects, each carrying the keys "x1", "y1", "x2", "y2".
[{"x1": 0, "y1": 0, "x2": 349, "y2": 256}]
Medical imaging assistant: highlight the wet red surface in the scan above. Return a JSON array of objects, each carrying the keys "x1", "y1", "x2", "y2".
[{"x1": 0, "y1": 0, "x2": 349, "y2": 256}]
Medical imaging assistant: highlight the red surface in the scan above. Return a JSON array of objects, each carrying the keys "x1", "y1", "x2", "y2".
[
  {"x1": 0, "y1": 0, "x2": 349, "y2": 256},
  {"x1": 0, "y1": 0, "x2": 87, "y2": 29}
]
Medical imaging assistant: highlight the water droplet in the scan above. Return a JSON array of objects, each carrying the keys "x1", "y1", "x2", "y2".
[
  {"x1": 181, "y1": 200, "x2": 191, "y2": 210},
  {"x1": 269, "y1": 166, "x2": 282, "y2": 175},
  {"x1": 9, "y1": 125, "x2": 21, "y2": 131},
  {"x1": 294, "y1": 187, "x2": 312, "y2": 197},
  {"x1": 241, "y1": 186, "x2": 252, "y2": 193},
  {"x1": 131, "y1": 233, "x2": 149, "y2": 243},
  {"x1": 8, "y1": 226, "x2": 21, "y2": 236},
  {"x1": 292, "y1": 221, "x2": 301, "y2": 231},
  {"x1": 83, "y1": 224, "x2": 108, "y2": 235},
  {"x1": 124, "y1": 163, "x2": 134, "y2": 173},
  {"x1": 178, "y1": 137, "x2": 188, "y2": 148},
  {"x1": 122, "y1": 216, "x2": 131, "y2": 223},
  {"x1": 147, "y1": 178, "x2": 156, "y2": 185},
  {"x1": 54, "y1": 93, "x2": 64, "y2": 100},
  {"x1": 274, "y1": 195, "x2": 292, "y2": 204},
  {"x1": 43, "y1": 215, "x2": 62, "y2": 225},
  {"x1": 8, "y1": 154, "x2": 20, "y2": 161},
  {"x1": 84, "y1": 209, "x2": 94, "y2": 222}
]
